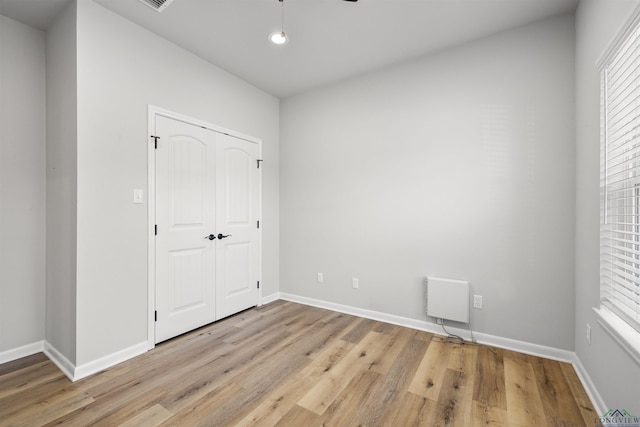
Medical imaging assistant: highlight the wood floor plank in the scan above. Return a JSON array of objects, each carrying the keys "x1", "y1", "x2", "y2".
[
  {"x1": 532, "y1": 357, "x2": 587, "y2": 427},
  {"x1": 470, "y1": 401, "x2": 509, "y2": 427},
  {"x1": 118, "y1": 403, "x2": 173, "y2": 427},
  {"x1": 0, "y1": 353, "x2": 48, "y2": 377},
  {"x1": 232, "y1": 301, "x2": 306, "y2": 330},
  {"x1": 157, "y1": 380, "x2": 244, "y2": 427},
  {"x1": 560, "y1": 361, "x2": 600, "y2": 426},
  {"x1": 84, "y1": 338, "x2": 240, "y2": 412},
  {"x1": 473, "y1": 345, "x2": 507, "y2": 410},
  {"x1": 448, "y1": 342, "x2": 479, "y2": 373},
  {"x1": 76, "y1": 320, "x2": 243, "y2": 401},
  {"x1": 303, "y1": 312, "x2": 359, "y2": 359},
  {"x1": 197, "y1": 351, "x2": 308, "y2": 426},
  {"x1": 426, "y1": 367, "x2": 475, "y2": 426},
  {"x1": 160, "y1": 325, "x2": 316, "y2": 426},
  {"x1": 0, "y1": 360, "x2": 64, "y2": 399},
  {"x1": 274, "y1": 404, "x2": 320, "y2": 427},
  {"x1": 369, "y1": 325, "x2": 417, "y2": 375},
  {"x1": 383, "y1": 391, "x2": 435, "y2": 427},
  {"x1": 353, "y1": 337, "x2": 430, "y2": 426},
  {"x1": 0, "y1": 375, "x2": 79, "y2": 420},
  {"x1": 2, "y1": 387, "x2": 94, "y2": 427},
  {"x1": 253, "y1": 298, "x2": 287, "y2": 311},
  {"x1": 503, "y1": 353, "x2": 548, "y2": 427},
  {"x1": 235, "y1": 337, "x2": 354, "y2": 426},
  {"x1": 42, "y1": 390, "x2": 173, "y2": 427},
  {"x1": 408, "y1": 339, "x2": 452, "y2": 401},
  {"x1": 321, "y1": 328, "x2": 426, "y2": 425},
  {"x1": 297, "y1": 330, "x2": 385, "y2": 414},
  {"x1": 317, "y1": 369, "x2": 382, "y2": 426},
  {"x1": 340, "y1": 316, "x2": 378, "y2": 343},
  {"x1": 0, "y1": 301, "x2": 598, "y2": 427},
  {"x1": 234, "y1": 371, "x2": 317, "y2": 426},
  {"x1": 158, "y1": 306, "x2": 344, "y2": 425},
  {"x1": 157, "y1": 330, "x2": 292, "y2": 414},
  {"x1": 372, "y1": 320, "x2": 399, "y2": 335},
  {"x1": 222, "y1": 305, "x2": 311, "y2": 346}
]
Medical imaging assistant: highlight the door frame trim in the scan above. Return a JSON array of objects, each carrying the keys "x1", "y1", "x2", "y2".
[{"x1": 147, "y1": 105, "x2": 263, "y2": 349}]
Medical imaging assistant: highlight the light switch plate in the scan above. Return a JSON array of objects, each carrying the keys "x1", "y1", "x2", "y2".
[{"x1": 133, "y1": 189, "x2": 144, "y2": 204}]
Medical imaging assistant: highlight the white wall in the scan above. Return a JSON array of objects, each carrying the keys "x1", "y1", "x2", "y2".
[
  {"x1": 280, "y1": 13, "x2": 576, "y2": 350},
  {"x1": 0, "y1": 15, "x2": 46, "y2": 354},
  {"x1": 74, "y1": 1, "x2": 279, "y2": 365},
  {"x1": 45, "y1": 0, "x2": 78, "y2": 364},
  {"x1": 575, "y1": 0, "x2": 640, "y2": 412}
]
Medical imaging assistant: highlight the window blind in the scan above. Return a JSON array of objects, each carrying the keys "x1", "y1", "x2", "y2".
[{"x1": 601, "y1": 19, "x2": 640, "y2": 333}]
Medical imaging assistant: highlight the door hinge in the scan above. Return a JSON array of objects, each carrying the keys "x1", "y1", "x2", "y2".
[
  {"x1": 257, "y1": 159, "x2": 263, "y2": 169},
  {"x1": 155, "y1": 224, "x2": 158, "y2": 236},
  {"x1": 151, "y1": 135, "x2": 160, "y2": 149},
  {"x1": 154, "y1": 311, "x2": 157, "y2": 322},
  {"x1": 257, "y1": 220, "x2": 260, "y2": 229},
  {"x1": 257, "y1": 281, "x2": 260, "y2": 289}
]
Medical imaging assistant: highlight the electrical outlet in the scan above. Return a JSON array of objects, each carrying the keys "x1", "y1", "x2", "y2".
[
  {"x1": 586, "y1": 323, "x2": 591, "y2": 345},
  {"x1": 317, "y1": 273, "x2": 324, "y2": 283},
  {"x1": 436, "y1": 318, "x2": 444, "y2": 325},
  {"x1": 473, "y1": 295, "x2": 483, "y2": 309},
  {"x1": 352, "y1": 278, "x2": 359, "y2": 289}
]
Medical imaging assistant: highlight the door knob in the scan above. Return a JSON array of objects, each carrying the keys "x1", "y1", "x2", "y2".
[
  {"x1": 205, "y1": 234, "x2": 216, "y2": 240},
  {"x1": 217, "y1": 233, "x2": 231, "y2": 239}
]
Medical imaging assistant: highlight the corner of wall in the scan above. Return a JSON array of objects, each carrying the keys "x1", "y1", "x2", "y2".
[
  {"x1": 45, "y1": 0, "x2": 78, "y2": 365},
  {"x1": 572, "y1": 353, "x2": 607, "y2": 415}
]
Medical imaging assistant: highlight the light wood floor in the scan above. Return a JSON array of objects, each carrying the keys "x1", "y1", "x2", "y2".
[{"x1": 0, "y1": 301, "x2": 597, "y2": 426}]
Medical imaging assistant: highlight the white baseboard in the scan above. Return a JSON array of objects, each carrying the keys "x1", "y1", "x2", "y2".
[
  {"x1": 261, "y1": 292, "x2": 281, "y2": 306},
  {"x1": 572, "y1": 354, "x2": 607, "y2": 415},
  {"x1": 44, "y1": 341, "x2": 75, "y2": 381},
  {"x1": 43, "y1": 340, "x2": 148, "y2": 382},
  {"x1": 0, "y1": 341, "x2": 44, "y2": 364},
  {"x1": 73, "y1": 341, "x2": 148, "y2": 381},
  {"x1": 279, "y1": 292, "x2": 574, "y2": 363},
  {"x1": 471, "y1": 331, "x2": 574, "y2": 363}
]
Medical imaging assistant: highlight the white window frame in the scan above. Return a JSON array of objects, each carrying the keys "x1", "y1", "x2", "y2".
[{"x1": 596, "y1": 5, "x2": 640, "y2": 366}]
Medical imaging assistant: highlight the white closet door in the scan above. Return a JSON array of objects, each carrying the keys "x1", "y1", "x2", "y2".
[
  {"x1": 154, "y1": 115, "x2": 260, "y2": 343},
  {"x1": 215, "y1": 133, "x2": 260, "y2": 319},
  {"x1": 155, "y1": 116, "x2": 216, "y2": 343}
]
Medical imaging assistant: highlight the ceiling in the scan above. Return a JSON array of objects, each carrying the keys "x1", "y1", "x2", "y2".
[
  {"x1": 1, "y1": 0, "x2": 579, "y2": 98},
  {"x1": 0, "y1": 0, "x2": 69, "y2": 31}
]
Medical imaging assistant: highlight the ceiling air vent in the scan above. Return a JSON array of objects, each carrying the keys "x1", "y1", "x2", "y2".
[{"x1": 138, "y1": 0, "x2": 176, "y2": 13}]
